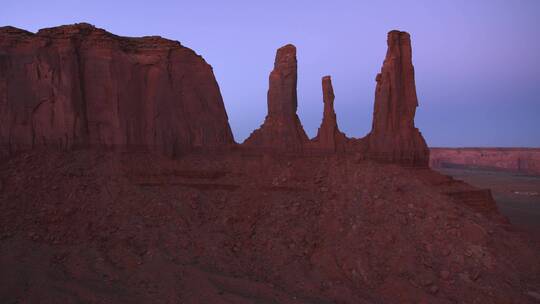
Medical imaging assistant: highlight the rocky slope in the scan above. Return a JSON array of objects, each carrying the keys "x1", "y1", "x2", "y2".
[
  {"x1": 0, "y1": 150, "x2": 539, "y2": 303},
  {"x1": 0, "y1": 23, "x2": 234, "y2": 157}
]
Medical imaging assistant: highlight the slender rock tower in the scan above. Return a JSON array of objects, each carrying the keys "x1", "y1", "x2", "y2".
[
  {"x1": 366, "y1": 30, "x2": 429, "y2": 166},
  {"x1": 243, "y1": 44, "x2": 308, "y2": 152},
  {"x1": 312, "y1": 76, "x2": 347, "y2": 151}
]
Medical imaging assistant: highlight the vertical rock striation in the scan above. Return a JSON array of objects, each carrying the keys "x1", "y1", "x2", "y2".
[
  {"x1": 312, "y1": 76, "x2": 347, "y2": 151},
  {"x1": 242, "y1": 44, "x2": 308, "y2": 152},
  {"x1": 365, "y1": 30, "x2": 429, "y2": 165},
  {"x1": 0, "y1": 23, "x2": 234, "y2": 157}
]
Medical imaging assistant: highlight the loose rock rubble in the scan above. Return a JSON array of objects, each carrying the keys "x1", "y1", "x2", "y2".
[{"x1": 0, "y1": 150, "x2": 538, "y2": 303}]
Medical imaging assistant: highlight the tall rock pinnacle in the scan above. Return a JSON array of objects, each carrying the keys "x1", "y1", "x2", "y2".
[
  {"x1": 243, "y1": 44, "x2": 308, "y2": 151},
  {"x1": 366, "y1": 30, "x2": 429, "y2": 165},
  {"x1": 312, "y1": 76, "x2": 347, "y2": 151}
]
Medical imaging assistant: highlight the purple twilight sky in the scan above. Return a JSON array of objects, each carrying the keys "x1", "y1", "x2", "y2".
[{"x1": 2, "y1": 0, "x2": 539, "y2": 147}]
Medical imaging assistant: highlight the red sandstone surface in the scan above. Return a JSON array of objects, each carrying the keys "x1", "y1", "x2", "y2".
[
  {"x1": 430, "y1": 148, "x2": 540, "y2": 175},
  {"x1": 1, "y1": 24, "x2": 539, "y2": 303}
]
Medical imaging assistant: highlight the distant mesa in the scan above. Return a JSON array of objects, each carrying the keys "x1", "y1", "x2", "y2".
[
  {"x1": 0, "y1": 24, "x2": 428, "y2": 166},
  {"x1": 430, "y1": 147, "x2": 540, "y2": 175}
]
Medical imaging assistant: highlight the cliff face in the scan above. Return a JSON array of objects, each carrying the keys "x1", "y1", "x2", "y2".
[
  {"x1": 312, "y1": 76, "x2": 347, "y2": 151},
  {"x1": 0, "y1": 23, "x2": 234, "y2": 157},
  {"x1": 242, "y1": 44, "x2": 309, "y2": 151},
  {"x1": 365, "y1": 30, "x2": 429, "y2": 166}
]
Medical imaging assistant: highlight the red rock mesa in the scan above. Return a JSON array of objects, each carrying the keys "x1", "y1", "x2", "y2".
[{"x1": 430, "y1": 147, "x2": 540, "y2": 175}]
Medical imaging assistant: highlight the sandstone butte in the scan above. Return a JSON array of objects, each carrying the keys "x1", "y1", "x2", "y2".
[
  {"x1": 0, "y1": 23, "x2": 234, "y2": 158},
  {"x1": 1, "y1": 24, "x2": 428, "y2": 166}
]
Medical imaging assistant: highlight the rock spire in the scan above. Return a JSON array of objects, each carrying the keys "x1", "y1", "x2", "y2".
[
  {"x1": 243, "y1": 44, "x2": 308, "y2": 151},
  {"x1": 312, "y1": 76, "x2": 347, "y2": 151},
  {"x1": 365, "y1": 30, "x2": 429, "y2": 165}
]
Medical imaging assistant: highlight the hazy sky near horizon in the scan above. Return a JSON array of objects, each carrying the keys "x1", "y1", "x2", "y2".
[{"x1": 1, "y1": 0, "x2": 539, "y2": 147}]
